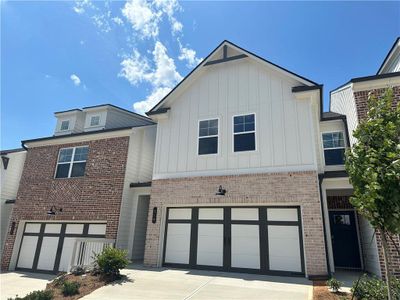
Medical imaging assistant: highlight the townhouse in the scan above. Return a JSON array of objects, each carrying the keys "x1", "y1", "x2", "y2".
[{"x1": 1, "y1": 39, "x2": 399, "y2": 279}]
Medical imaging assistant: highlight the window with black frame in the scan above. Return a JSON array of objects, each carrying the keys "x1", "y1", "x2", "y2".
[
  {"x1": 322, "y1": 132, "x2": 345, "y2": 165},
  {"x1": 198, "y1": 119, "x2": 218, "y2": 155},
  {"x1": 233, "y1": 114, "x2": 255, "y2": 152},
  {"x1": 55, "y1": 146, "x2": 89, "y2": 178}
]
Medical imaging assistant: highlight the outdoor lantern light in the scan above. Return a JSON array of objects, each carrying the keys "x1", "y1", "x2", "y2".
[
  {"x1": 47, "y1": 206, "x2": 63, "y2": 215},
  {"x1": 216, "y1": 185, "x2": 227, "y2": 196}
]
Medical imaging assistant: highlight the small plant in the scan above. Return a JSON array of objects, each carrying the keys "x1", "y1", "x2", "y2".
[
  {"x1": 52, "y1": 273, "x2": 67, "y2": 287},
  {"x1": 10, "y1": 290, "x2": 54, "y2": 300},
  {"x1": 352, "y1": 274, "x2": 400, "y2": 300},
  {"x1": 94, "y1": 247, "x2": 129, "y2": 279},
  {"x1": 61, "y1": 281, "x2": 80, "y2": 297},
  {"x1": 70, "y1": 265, "x2": 86, "y2": 276},
  {"x1": 327, "y1": 277, "x2": 343, "y2": 293}
]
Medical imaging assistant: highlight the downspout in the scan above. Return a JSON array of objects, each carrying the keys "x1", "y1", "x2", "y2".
[{"x1": 318, "y1": 173, "x2": 331, "y2": 277}]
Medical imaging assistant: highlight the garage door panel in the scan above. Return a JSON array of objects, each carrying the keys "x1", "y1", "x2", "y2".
[
  {"x1": 58, "y1": 237, "x2": 76, "y2": 272},
  {"x1": 164, "y1": 223, "x2": 191, "y2": 264},
  {"x1": 37, "y1": 237, "x2": 59, "y2": 271},
  {"x1": 197, "y1": 224, "x2": 223, "y2": 266},
  {"x1": 231, "y1": 225, "x2": 260, "y2": 269},
  {"x1": 17, "y1": 236, "x2": 38, "y2": 269},
  {"x1": 268, "y1": 225, "x2": 301, "y2": 272}
]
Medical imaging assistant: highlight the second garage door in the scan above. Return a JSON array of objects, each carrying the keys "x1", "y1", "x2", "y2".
[{"x1": 163, "y1": 206, "x2": 304, "y2": 276}]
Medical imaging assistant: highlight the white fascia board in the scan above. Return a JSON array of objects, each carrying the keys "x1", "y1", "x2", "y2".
[
  {"x1": 352, "y1": 76, "x2": 400, "y2": 92},
  {"x1": 24, "y1": 128, "x2": 134, "y2": 148}
]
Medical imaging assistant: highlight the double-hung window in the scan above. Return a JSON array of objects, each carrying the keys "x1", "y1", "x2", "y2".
[
  {"x1": 60, "y1": 120, "x2": 70, "y2": 131},
  {"x1": 198, "y1": 119, "x2": 218, "y2": 155},
  {"x1": 233, "y1": 114, "x2": 256, "y2": 152},
  {"x1": 55, "y1": 146, "x2": 89, "y2": 178},
  {"x1": 322, "y1": 132, "x2": 345, "y2": 165},
  {"x1": 90, "y1": 115, "x2": 100, "y2": 126}
]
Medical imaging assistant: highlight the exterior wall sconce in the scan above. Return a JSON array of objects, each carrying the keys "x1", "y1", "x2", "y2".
[
  {"x1": 216, "y1": 185, "x2": 227, "y2": 196},
  {"x1": 47, "y1": 206, "x2": 63, "y2": 215}
]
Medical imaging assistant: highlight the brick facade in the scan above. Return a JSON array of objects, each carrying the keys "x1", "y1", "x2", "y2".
[
  {"x1": 353, "y1": 85, "x2": 400, "y2": 279},
  {"x1": 1, "y1": 136, "x2": 129, "y2": 270},
  {"x1": 144, "y1": 171, "x2": 328, "y2": 277},
  {"x1": 353, "y1": 86, "x2": 400, "y2": 120}
]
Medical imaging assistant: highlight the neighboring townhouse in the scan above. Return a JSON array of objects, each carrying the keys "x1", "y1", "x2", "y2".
[
  {"x1": 1, "y1": 104, "x2": 157, "y2": 273},
  {"x1": 143, "y1": 40, "x2": 353, "y2": 279},
  {"x1": 0, "y1": 148, "x2": 26, "y2": 258},
  {"x1": 330, "y1": 37, "x2": 400, "y2": 278}
]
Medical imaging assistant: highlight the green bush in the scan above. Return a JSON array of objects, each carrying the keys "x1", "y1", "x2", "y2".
[
  {"x1": 8, "y1": 290, "x2": 54, "y2": 300},
  {"x1": 61, "y1": 281, "x2": 80, "y2": 296},
  {"x1": 352, "y1": 274, "x2": 400, "y2": 300},
  {"x1": 95, "y1": 247, "x2": 129, "y2": 279},
  {"x1": 327, "y1": 277, "x2": 343, "y2": 293}
]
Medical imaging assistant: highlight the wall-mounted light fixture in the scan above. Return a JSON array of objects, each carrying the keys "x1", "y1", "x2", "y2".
[
  {"x1": 47, "y1": 206, "x2": 63, "y2": 215},
  {"x1": 215, "y1": 185, "x2": 227, "y2": 196}
]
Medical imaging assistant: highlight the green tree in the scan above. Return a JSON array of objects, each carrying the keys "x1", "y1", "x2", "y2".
[{"x1": 345, "y1": 87, "x2": 400, "y2": 300}]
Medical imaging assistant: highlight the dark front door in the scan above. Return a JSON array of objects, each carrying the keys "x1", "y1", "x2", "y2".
[{"x1": 329, "y1": 210, "x2": 361, "y2": 269}]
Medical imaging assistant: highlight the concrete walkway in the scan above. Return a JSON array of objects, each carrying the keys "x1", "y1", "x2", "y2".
[
  {"x1": 0, "y1": 271, "x2": 54, "y2": 300},
  {"x1": 82, "y1": 265, "x2": 313, "y2": 300}
]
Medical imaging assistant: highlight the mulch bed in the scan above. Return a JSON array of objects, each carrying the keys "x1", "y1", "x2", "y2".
[
  {"x1": 46, "y1": 273, "x2": 111, "y2": 300},
  {"x1": 313, "y1": 281, "x2": 352, "y2": 300}
]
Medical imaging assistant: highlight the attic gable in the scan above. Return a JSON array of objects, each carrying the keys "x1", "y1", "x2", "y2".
[{"x1": 147, "y1": 40, "x2": 318, "y2": 116}]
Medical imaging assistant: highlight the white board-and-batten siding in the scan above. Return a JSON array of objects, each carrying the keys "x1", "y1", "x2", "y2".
[{"x1": 153, "y1": 59, "x2": 317, "y2": 179}]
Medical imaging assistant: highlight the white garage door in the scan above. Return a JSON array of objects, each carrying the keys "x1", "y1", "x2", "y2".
[
  {"x1": 163, "y1": 206, "x2": 304, "y2": 276},
  {"x1": 16, "y1": 222, "x2": 106, "y2": 273}
]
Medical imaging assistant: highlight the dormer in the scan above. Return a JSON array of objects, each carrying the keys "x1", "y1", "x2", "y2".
[
  {"x1": 82, "y1": 104, "x2": 154, "y2": 132},
  {"x1": 54, "y1": 109, "x2": 85, "y2": 136}
]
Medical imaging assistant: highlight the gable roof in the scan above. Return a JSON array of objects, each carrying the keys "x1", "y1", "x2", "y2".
[
  {"x1": 146, "y1": 40, "x2": 319, "y2": 115},
  {"x1": 377, "y1": 37, "x2": 400, "y2": 75}
]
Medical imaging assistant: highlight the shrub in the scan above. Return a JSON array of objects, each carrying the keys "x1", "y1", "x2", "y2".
[
  {"x1": 94, "y1": 247, "x2": 129, "y2": 279},
  {"x1": 70, "y1": 265, "x2": 86, "y2": 276},
  {"x1": 327, "y1": 277, "x2": 343, "y2": 293},
  {"x1": 52, "y1": 274, "x2": 66, "y2": 287},
  {"x1": 61, "y1": 281, "x2": 80, "y2": 297},
  {"x1": 9, "y1": 290, "x2": 54, "y2": 300},
  {"x1": 352, "y1": 274, "x2": 400, "y2": 300}
]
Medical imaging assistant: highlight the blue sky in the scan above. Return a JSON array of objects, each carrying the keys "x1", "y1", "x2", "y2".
[{"x1": 2, "y1": 1, "x2": 399, "y2": 149}]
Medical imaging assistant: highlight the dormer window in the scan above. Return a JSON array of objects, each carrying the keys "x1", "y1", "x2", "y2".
[
  {"x1": 90, "y1": 115, "x2": 100, "y2": 127},
  {"x1": 60, "y1": 120, "x2": 70, "y2": 131},
  {"x1": 322, "y1": 132, "x2": 345, "y2": 165}
]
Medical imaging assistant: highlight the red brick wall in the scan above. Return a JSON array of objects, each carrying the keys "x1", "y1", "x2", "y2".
[
  {"x1": 144, "y1": 171, "x2": 328, "y2": 277},
  {"x1": 353, "y1": 85, "x2": 400, "y2": 279},
  {"x1": 353, "y1": 86, "x2": 400, "y2": 120},
  {"x1": 1, "y1": 136, "x2": 129, "y2": 270}
]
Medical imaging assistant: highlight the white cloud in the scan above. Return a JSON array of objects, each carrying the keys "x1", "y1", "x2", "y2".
[
  {"x1": 70, "y1": 74, "x2": 81, "y2": 86},
  {"x1": 112, "y1": 17, "x2": 124, "y2": 25},
  {"x1": 122, "y1": 0, "x2": 161, "y2": 39},
  {"x1": 73, "y1": 0, "x2": 94, "y2": 14},
  {"x1": 171, "y1": 17, "x2": 183, "y2": 34},
  {"x1": 119, "y1": 50, "x2": 151, "y2": 85},
  {"x1": 151, "y1": 41, "x2": 182, "y2": 87},
  {"x1": 179, "y1": 46, "x2": 202, "y2": 68},
  {"x1": 133, "y1": 86, "x2": 171, "y2": 114}
]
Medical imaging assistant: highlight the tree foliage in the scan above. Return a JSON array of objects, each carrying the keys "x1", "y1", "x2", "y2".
[{"x1": 345, "y1": 88, "x2": 400, "y2": 234}]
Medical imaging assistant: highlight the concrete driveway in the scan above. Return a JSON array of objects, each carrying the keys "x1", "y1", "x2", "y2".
[
  {"x1": 82, "y1": 265, "x2": 313, "y2": 300},
  {"x1": 0, "y1": 271, "x2": 54, "y2": 300}
]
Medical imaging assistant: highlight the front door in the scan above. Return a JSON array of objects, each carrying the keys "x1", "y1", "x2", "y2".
[{"x1": 329, "y1": 210, "x2": 361, "y2": 269}]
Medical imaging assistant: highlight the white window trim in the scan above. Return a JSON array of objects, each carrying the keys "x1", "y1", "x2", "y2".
[
  {"x1": 197, "y1": 117, "x2": 220, "y2": 156},
  {"x1": 54, "y1": 146, "x2": 89, "y2": 179},
  {"x1": 232, "y1": 113, "x2": 257, "y2": 153},
  {"x1": 321, "y1": 131, "x2": 346, "y2": 150},
  {"x1": 60, "y1": 120, "x2": 70, "y2": 131},
  {"x1": 321, "y1": 131, "x2": 346, "y2": 166},
  {"x1": 90, "y1": 115, "x2": 101, "y2": 127}
]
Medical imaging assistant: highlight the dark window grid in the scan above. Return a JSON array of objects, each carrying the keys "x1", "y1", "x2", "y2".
[
  {"x1": 60, "y1": 120, "x2": 70, "y2": 131},
  {"x1": 234, "y1": 114, "x2": 255, "y2": 134},
  {"x1": 55, "y1": 146, "x2": 88, "y2": 178},
  {"x1": 90, "y1": 116, "x2": 100, "y2": 126},
  {"x1": 199, "y1": 119, "x2": 219, "y2": 137}
]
